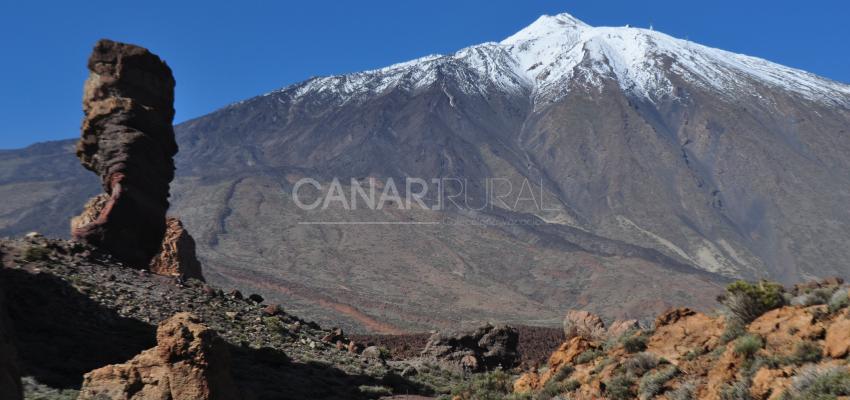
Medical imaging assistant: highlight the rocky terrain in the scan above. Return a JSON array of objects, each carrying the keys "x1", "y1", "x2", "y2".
[
  {"x1": 0, "y1": 235, "x2": 476, "y2": 399},
  {"x1": 506, "y1": 279, "x2": 850, "y2": 400},
  {"x1": 1, "y1": 13, "x2": 849, "y2": 333}
]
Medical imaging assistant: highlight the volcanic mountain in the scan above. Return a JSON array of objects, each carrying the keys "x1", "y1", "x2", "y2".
[{"x1": 2, "y1": 13, "x2": 850, "y2": 332}]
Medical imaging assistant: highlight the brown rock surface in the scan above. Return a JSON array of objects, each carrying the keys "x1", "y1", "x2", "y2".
[
  {"x1": 647, "y1": 308, "x2": 723, "y2": 364},
  {"x1": 78, "y1": 312, "x2": 238, "y2": 400},
  {"x1": 748, "y1": 306, "x2": 825, "y2": 356},
  {"x1": 825, "y1": 317, "x2": 850, "y2": 358},
  {"x1": 750, "y1": 367, "x2": 792, "y2": 400},
  {"x1": 607, "y1": 319, "x2": 640, "y2": 339},
  {"x1": 71, "y1": 39, "x2": 178, "y2": 268},
  {"x1": 148, "y1": 217, "x2": 204, "y2": 281},
  {"x1": 562, "y1": 310, "x2": 606, "y2": 341}
]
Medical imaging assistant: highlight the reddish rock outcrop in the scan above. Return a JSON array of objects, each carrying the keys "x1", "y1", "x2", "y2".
[
  {"x1": 148, "y1": 217, "x2": 204, "y2": 281},
  {"x1": 824, "y1": 317, "x2": 850, "y2": 358},
  {"x1": 78, "y1": 313, "x2": 238, "y2": 400},
  {"x1": 647, "y1": 308, "x2": 724, "y2": 364},
  {"x1": 562, "y1": 310, "x2": 606, "y2": 341},
  {"x1": 71, "y1": 39, "x2": 178, "y2": 268}
]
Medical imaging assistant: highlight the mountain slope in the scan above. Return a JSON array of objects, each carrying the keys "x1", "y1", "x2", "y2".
[{"x1": 2, "y1": 13, "x2": 849, "y2": 332}]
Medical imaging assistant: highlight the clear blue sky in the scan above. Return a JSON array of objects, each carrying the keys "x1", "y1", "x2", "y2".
[{"x1": 1, "y1": 0, "x2": 848, "y2": 149}]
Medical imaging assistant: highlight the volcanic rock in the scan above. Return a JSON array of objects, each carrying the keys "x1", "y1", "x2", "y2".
[
  {"x1": 148, "y1": 217, "x2": 204, "y2": 281},
  {"x1": 607, "y1": 319, "x2": 640, "y2": 339},
  {"x1": 647, "y1": 308, "x2": 723, "y2": 364},
  {"x1": 78, "y1": 312, "x2": 238, "y2": 400},
  {"x1": 420, "y1": 323, "x2": 518, "y2": 372},
  {"x1": 562, "y1": 310, "x2": 606, "y2": 341},
  {"x1": 71, "y1": 39, "x2": 178, "y2": 268},
  {"x1": 823, "y1": 317, "x2": 850, "y2": 358}
]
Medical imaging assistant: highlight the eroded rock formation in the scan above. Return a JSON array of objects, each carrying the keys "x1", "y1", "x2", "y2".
[
  {"x1": 149, "y1": 217, "x2": 204, "y2": 281},
  {"x1": 71, "y1": 39, "x2": 178, "y2": 267},
  {"x1": 420, "y1": 323, "x2": 518, "y2": 372},
  {"x1": 78, "y1": 312, "x2": 238, "y2": 400},
  {"x1": 562, "y1": 309, "x2": 606, "y2": 341}
]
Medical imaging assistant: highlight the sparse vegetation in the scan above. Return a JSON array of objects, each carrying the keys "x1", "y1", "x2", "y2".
[
  {"x1": 720, "y1": 320, "x2": 747, "y2": 344},
  {"x1": 575, "y1": 348, "x2": 603, "y2": 364},
  {"x1": 801, "y1": 288, "x2": 835, "y2": 306},
  {"x1": 828, "y1": 289, "x2": 849, "y2": 313},
  {"x1": 667, "y1": 382, "x2": 696, "y2": 400},
  {"x1": 719, "y1": 380, "x2": 752, "y2": 400},
  {"x1": 262, "y1": 316, "x2": 287, "y2": 336},
  {"x1": 786, "y1": 365, "x2": 850, "y2": 399},
  {"x1": 720, "y1": 280, "x2": 786, "y2": 325},
  {"x1": 358, "y1": 385, "x2": 392, "y2": 396},
  {"x1": 788, "y1": 340, "x2": 822, "y2": 365},
  {"x1": 623, "y1": 334, "x2": 648, "y2": 353},
  {"x1": 444, "y1": 369, "x2": 531, "y2": 400},
  {"x1": 733, "y1": 334, "x2": 764, "y2": 358},
  {"x1": 638, "y1": 365, "x2": 679, "y2": 399},
  {"x1": 604, "y1": 375, "x2": 635, "y2": 400},
  {"x1": 623, "y1": 352, "x2": 659, "y2": 377},
  {"x1": 23, "y1": 245, "x2": 50, "y2": 261}
]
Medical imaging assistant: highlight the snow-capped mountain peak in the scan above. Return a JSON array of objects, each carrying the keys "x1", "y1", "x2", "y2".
[{"x1": 271, "y1": 12, "x2": 850, "y2": 107}]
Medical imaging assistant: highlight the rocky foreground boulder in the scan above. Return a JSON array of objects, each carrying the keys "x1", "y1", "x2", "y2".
[
  {"x1": 420, "y1": 323, "x2": 518, "y2": 372},
  {"x1": 78, "y1": 312, "x2": 238, "y2": 400},
  {"x1": 71, "y1": 39, "x2": 178, "y2": 268}
]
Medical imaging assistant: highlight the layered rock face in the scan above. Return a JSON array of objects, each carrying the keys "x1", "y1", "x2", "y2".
[
  {"x1": 149, "y1": 217, "x2": 205, "y2": 281},
  {"x1": 78, "y1": 312, "x2": 238, "y2": 400},
  {"x1": 0, "y1": 285, "x2": 22, "y2": 400},
  {"x1": 420, "y1": 324, "x2": 518, "y2": 372},
  {"x1": 71, "y1": 39, "x2": 178, "y2": 268}
]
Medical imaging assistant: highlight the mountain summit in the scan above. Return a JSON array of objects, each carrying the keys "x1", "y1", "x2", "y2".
[
  {"x1": 276, "y1": 12, "x2": 850, "y2": 109},
  {"x1": 2, "y1": 13, "x2": 850, "y2": 331}
]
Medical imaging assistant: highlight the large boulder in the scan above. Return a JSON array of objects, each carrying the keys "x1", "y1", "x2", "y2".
[
  {"x1": 78, "y1": 313, "x2": 238, "y2": 400},
  {"x1": 0, "y1": 285, "x2": 22, "y2": 400},
  {"x1": 71, "y1": 39, "x2": 178, "y2": 268},
  {"x1": 647, "y1": 308, "x2": 724, "y2": 364},
  {"x1": 148, "y1": 217, "x2": 205, "y2": 281},
  {"x1": 420, "y1": 323, "x2": 518, "y2": 372},
  {"x1": 562, "y1": 310, "x2": 606, "y2": 341}
]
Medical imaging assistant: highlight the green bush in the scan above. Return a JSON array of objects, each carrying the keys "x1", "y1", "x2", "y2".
[
  {"x1": 262, "y1": 316, "x2": 287, "y2": 336},
  {"x1": 719, "y1": 381, "x2": 752, "y2": 400},
  {"x1": 23, "y1": 246, "x2": 50, "y2": 262},
  {"x1": 604, "y1": 375, "x2": 635, "y2": 400},
  {"x1": 639, "y1": 366, "x2": 679, "y2": 400},
  {"x1": 720, "y1": 280, "x2": 786, "y2": 324},
  {"x1": 623, "y1": 335, "x2": 648, "y2": 353},
  {"x1": 574, "y1": 349, "x2": 603, "y2": 364},
  {"x1": 667, "y1": 382, "x2": 696, "y2": 400},
  {"x1": 787, "y1": 365, "x2": 850, "y2": 399},
  {"x1": 623, "y1": 352, "x2": 659, "y2": 377},
  {"x1": 789, "y1": 341, "x2": 822, "y2": 365},
  {"x1": 828, "y1": 289, "x2": 849, "y2": 313},
  {"x1": 802, "y1": 288, "x2": 835, "y2": 306},
  {"x1": 720, "y1": 320, "x2": 747, "y2": 344},
  {"x1": 733, "y1": 334, "x2": 763, "y2": 358},
  {"x1": 562, "y1": 380, "x2": 580, "y2": 392}
]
